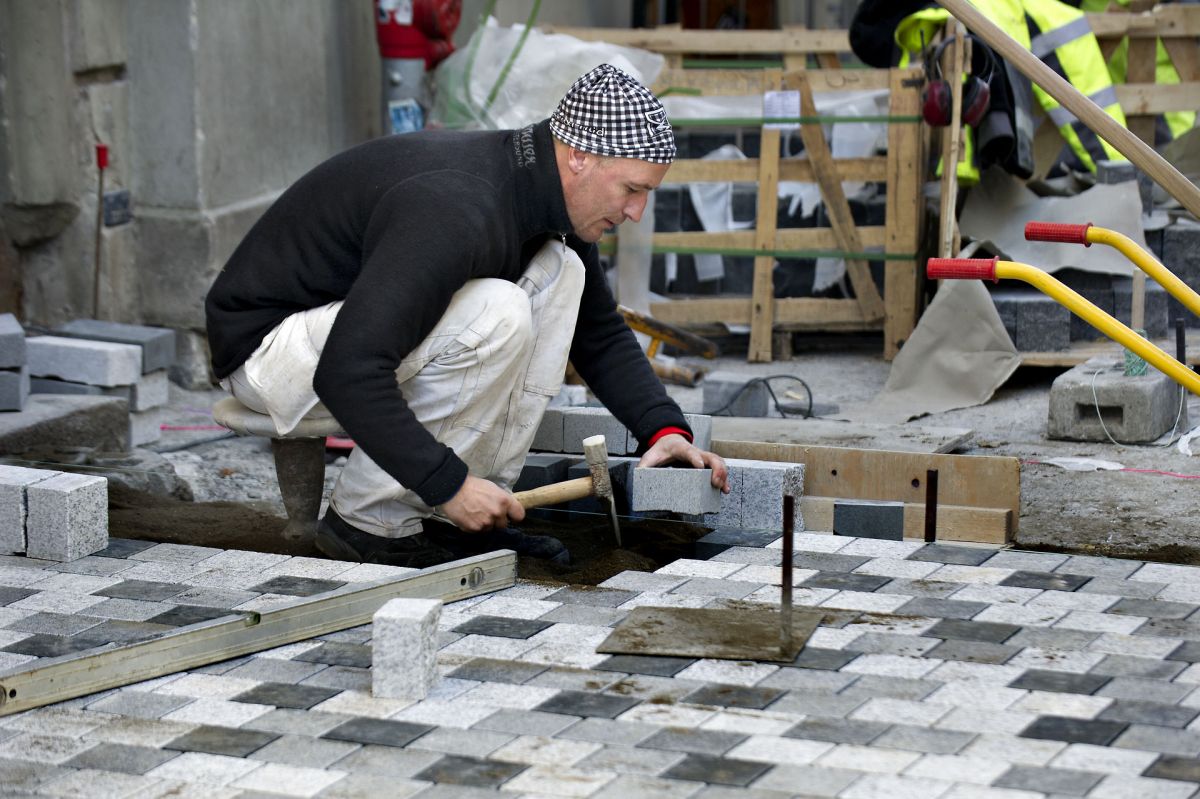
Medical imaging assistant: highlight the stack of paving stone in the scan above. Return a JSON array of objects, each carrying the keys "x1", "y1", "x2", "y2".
[
  {"x1": 533, "y1": 407, "x2": 712, "y2": 456},
  {"x1": 0, "y1": 313, "x2": 29, "y2": 411},
  {"x1": 26, "y1": 320, "x2": 176, "y2": 447},
  {"x1": 0, "y1": 464, "x2": 107, "y2": 561},
  {"x1": 9, "y1": 532, "x2": 1200, "y2": 796}
]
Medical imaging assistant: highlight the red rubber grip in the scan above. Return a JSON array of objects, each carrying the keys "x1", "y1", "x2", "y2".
[
  {"x1": 1024, "y1": 221, "x2": 1092, "y2": 246},
  {"x1": 926, "y1": 257, "x2": 999, "y2": 282}
]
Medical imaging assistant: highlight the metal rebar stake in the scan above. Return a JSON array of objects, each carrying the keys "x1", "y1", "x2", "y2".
[
  {"x1": 924, "y1": 469, "x2": 939, "y2": 543},
  {"x1": 781, "y1": 494, "x2": 794, "y2": 653}
]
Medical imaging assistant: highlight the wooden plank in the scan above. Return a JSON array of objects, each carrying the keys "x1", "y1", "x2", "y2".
[
  {"x1": 884, "y1": 67, "x2": 926, "y2": 360},
  {"x1": 709, "y1": 441, "x2": 1021, "y2": 529},
  {"x1": 649, "y1": 296, "x2": 871, "y2": 328},
  {"x1": 1116, "y1": 83, "x2": 1200, "y2": 116},
  {"x1": 749, "y1": 70, "x2": 784, "y2": 363},
  {"x1": 791, "y1": 72, "x2": 886, "y2": 323},
  {"x1": 540, "y1": 26, "x2": 851, "y2": 54},
  {"x1": 938, "y1": 29, "x2": 968, "y2": 259},
  {"x1": 1126, "y1": 34, "x2": 1162, "y2": 146},
  {"x1": 665, "y1": 156, "x2": 888, "y2": 184},
  {"x1": 1163, "y1": 39, "x2": 1200, "y2": 83},
  {"x1": 799, "y1": 497, "x2": 1012, "y2": 544},
  {"x1": 650, "y1": 226, "x2": 889, "y2": 252},
  {"x1": 655, "y1": 68, "x2": 890, "y2": 95},
  {"x1": 1088, "y1": 5, "x2": 1200, "y2": 39},
  {"x1": 712, "y1": 417, "x2": 974, "y2": 454}
]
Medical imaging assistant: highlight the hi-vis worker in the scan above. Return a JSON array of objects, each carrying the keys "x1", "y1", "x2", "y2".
[{"x1": 851, "y1": 0, "x2": 1128, "y2": 183}]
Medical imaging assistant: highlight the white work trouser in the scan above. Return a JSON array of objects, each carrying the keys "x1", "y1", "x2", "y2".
[{"x1": 223, "y1": 240, "x2": 585, "y2": 537}]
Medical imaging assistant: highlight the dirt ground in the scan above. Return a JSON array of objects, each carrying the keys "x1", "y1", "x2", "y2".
[{"x1": 76, "y1": 333, "x2": 1200, "y2": 575}]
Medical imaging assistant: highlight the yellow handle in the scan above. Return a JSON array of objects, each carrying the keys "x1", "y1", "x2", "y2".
[{"x1": 1086, "y1": 226, "x2": 1200, "y2": 321}]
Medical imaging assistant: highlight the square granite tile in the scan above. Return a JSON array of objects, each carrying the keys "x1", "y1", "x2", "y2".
[
  {"x1": 791, "y1": 648, "x2": 859, "y2": 671},
  {"x1": 94, "y1": 580, "x2": 186, "y2": 602},
  {"x1": 1099, "y1": 700, "x2": 1200, "y2": 729},
  {"x1": 802, "y1": 572, "x2": 889, "y2": 592},
  {"x1": 64, "y1": 742, "x2": 179, "y2": 775},
  {"x1": 784, "y1": 717, "x2": 889, "y2": 745},
  {"x1": 231, "y1": 682, "x2": 340, "y2": 710},
  {"x1": 95, "y1": 539, "x2": 158, "y2": 559},
  {"x1": 661, "y1": 753, "x2": 772, "y2": 787},
  {"x1": 248, "y1": 576, "x2": 346, "y2": 597},
  {"x1": 295, "y1": 641, "x2": 373, "y2": 668},
  {"x1": 906, "y1": 544, "x2": 996, "y2": 566},
  {"x1": 545, "y1": 586, "x2": 639, "y2": 608},
  {"x1": 1019, "y1": 715, "x2": 1128, "y2": 746},
  {"x1": 413, "y1": 754, "x2": 527, "y2": 787},
  {"x1": 923, "y1": 639, "x2": 1020, "y2": 665},
  {"x1": 448, "y1": 658, "x2": 549, "y2": 684},
  {"x1": 1000, "y1": 571, "x2": 1092, "y2": 591},
  {"x1": 993, "y1": 764, "x2": 1104, "y2": 794},
  {"x1": 323, "y1": 718, "x2": 434, "y2": 748},
  {"x1": 793, "y1": 553, "x2": 870, "y2": 573},
  {"x1": 872, "y1": 725, "x2": 975, "y2": 754},
  {"x1": 165, "y1": 725, "x2": 279, "y2": 757},
  {"x1": 640, "y1": 727, "x2": 747, "y2": 756},
  {"x1": 452, "y1": 616, "x2": 553, "y2": 639},
  {"x1": 1109, "y1": 598, "x2": 1199, "y2": 619},
  {"x1": 6, "y1": 612, "x2": 105, "y2": 636},
  {"x1": 896, "y1": 597, "x2": 988, "y2": 620},
  {"x1": 0, "y1": 586, "x2": 37, "y2": 606},
  {"x1": 1008, "y1": 670, "x2": 1111, "y2": 695},
  {"x1": 681, "y1": 684, "x2": 784, "y2": 710},
  {"x1": 1143, "y1": 755, "x2": 1200, "y2": 782},
  {"x1": 146, "y1": 605, "x2": 239, "y2": 627},
  {"x1": 595, "y1": 655, "x2": 696, "y2": 677},
  {"x1": 926, "y1": 618, "x2": 1020, "y2": 643},
  {"x1": 534, "y1": 690, "x2": 640, "y2": 719}
]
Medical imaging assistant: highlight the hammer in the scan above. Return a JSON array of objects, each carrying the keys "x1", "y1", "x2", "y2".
[{"x1": 512, "y1": 434, "x2": 622, "y2": 546}]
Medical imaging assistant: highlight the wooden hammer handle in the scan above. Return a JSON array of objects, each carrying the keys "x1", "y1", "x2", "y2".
[{"x1": 513, "y1": 476, "x2": 594, "y2": 509}]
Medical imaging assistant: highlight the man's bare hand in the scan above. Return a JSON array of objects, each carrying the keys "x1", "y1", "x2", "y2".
[
  {"x1": 637, "y1": 433, "x2": 730, "y2": 493},
  {"x1": 439, "y1": 475, "x2": 525, "y2": 532}
]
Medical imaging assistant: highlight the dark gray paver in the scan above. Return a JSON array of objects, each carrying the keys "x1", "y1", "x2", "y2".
[
  {"x1": 94, "y1": 580, "x2": 186, "y2": 602},
  {"x1": 640, "y1": 727, "x2": 747, "y2": 756},
  {"x1": 413, "y1": 755, "x2": 527, "y2": 787},
  {"x1": 544, "y1": 586, "x2": 638, "y2": 608},
  {"x1": 1019, "y1": 716, "x2": 1128, "y2": 746},
  {"x1": 896, "y1": 597, "x2": 988, "y2": 620},
  {"x1": 926, "y1": 618, "x2": 1020, "y2": 643},
  {"x1": 231, "y1": 682, "x2": 340, "y2": 710},
  {"x1": 1008, "y1": 669, "x2": 1111, "y2": 695},
  {"x1": 452, "y1": 615, "x2": 553, "y2": 639},
  {"x1": 595, "y1": 655, "x2": 696, "y2": 677},
  {"x1": 323, "y1": 718, "x2": 434, "y2": 747},
  {"x1": 790, "y1": 648, "x2": 858, "y2": 671},
  {"x1": 64, "y1": 742, "x2": 179, "y2": 774},
  {"x1": 999, "y1": 571, "x2": 1091, "y2": 591},
  {"x1": 994, "y1": 765, "x2": 1105, "y2": 795},
  {"x1": 165, "y1": 725, "x2": 279, "y2": 757},
  {"x1": 924, "y1": 639, "x2": 1020, "y2": 665},
  {"x1": 534, "y1": 689, "x2": 640, "y2": 719},
  {"x1": 1144, "y1": 755, "x2": 1200, "y2": 783},
  {"x1": 792, "y1": 553, "x2": 870, "y2": 573},
  {"x1": 1099, "y1": 700, "x2": 1200, "y2": 729},
  {"x1": 907, "y1": 544, "x2": 995, "y2": 566},
  {"x1": 681, "y1": 684, "x2": 784, "y2": 709},
  {"x1": 249, "y1": 576, "x2": 346, "y2": 597},
  {"x1": 783, "y1": 718, "x2": 889, "y2": 745},
  {"x1": 146, "y1": 605, "x2": 238, "y2": 627},
  {"x1": 448, "y1": 658, "x2": 548, "y2": 684},
  {"x1": 1108, "y1": 598, "x2": 1199, "y2": 619},
  {"x1": 662, "y1": 754, "x2": 772, "y2": 787},
  {"x1": 872, "y1": 724, "x2": 976, "y2": 754},
  {"x1": 296, "y1": 641, "x2": 373, "y2": 668},
  {"x1": 802, "y1": 572, "x2": 889, "y2": 592}
]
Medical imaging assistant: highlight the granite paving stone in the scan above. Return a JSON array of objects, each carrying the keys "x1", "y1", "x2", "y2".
[
  {"x1": 93, "y1": 579, "x2": 187, "y2": 602},
  {"x1": 165, "y1": 725, "x2": 278, "y2": 758},
  {"x1": 408, "y1": 727, "x2": 516, "y2": 758},
  {"x1": 1144, "y1": 754, "x2": 1200, "y2": 782},
  {"x1": 85, "y1": 691, "x2": 195, "y2": 720},
  {"x1": 595, "y1": 653, "x2": 696, "y2": 677},
  {"x1": 451, "y1": 614, "x2": 553, "y2": 639},
  {"x1": 783, "y1": 717, "x2": 889, "y2": 745},
  {"x1": 924, "y1": 639, "x2": 1021, "y2": 665},
  {"x1": 1098, "y1": 676, "x2": 1193, "y2": 705},
  {"x1": 698, "y1": 710, "x2": 795, "y2": 737},
  {"x1": 62, "y1": 741, "x2": 178, "y2": 774},
  {"x1": 1000, "y1": 571, "x2": 1092, "y2": 592},
  {"x1": 1112, "y1": 723, "x2": 1200, "y2": 757},
  {"x1": 897, "y1": 597, "x2": 989, "y2": 620},
  {"x1": 1008, "y1": 669, "x2": 1111, "y2": 695},
  {"x1": 908, "y1": 544, "x2": 996, "y2": 566},
  {"x1": 526, "y1": 666, "x2": 624, "y2": 692},
  {"x1": 146, "y1": 604, "x2": 242, "y2": 626},
  {"x1": 534, "y1": 689, "x2": 640, "y2": 719},
  {"x1": 472, "y1": 708, "x2": 581, "y2": 737},
  {"x1": 546, "y1": 586, "x2": 641, "y2": 607},
  {"x1": 877, "y1": 577, "x2": 965, "y2": 599},
  {"x1": 758, "y1": 666, "x2": 858, "y2": 694},
  {"x1": 662, "y1": 753, "x2": 773, "y2": 786},
  {"x1": 322, "y1": 718, "x2": 434, "y2": 748},
  {"x1": 639, "y1": 727, "x2": 748, "y2": 757},
  {"x1": 591, "y1": 773, "x2": 702, "y2": 799},
  {"x1": 993, "y1": 764, "x2": 1104, "y2": 794},
  {"x1": 6, "y1": 611, "x2": 105, "y2": 635},
  {"x1": 1099, "y1": 699, "x2": 1200, "y2": 729},
  {"x1": 229, "y1": 682, "x2": 339, "y2": 710},
  {"x1": 1088, "y1": 773, "x2": 1199, "y2": 798},
  {"x1": 294, "y1": 641, "x2": 372, "y2": 668},
  {"x1": 934, "y1": 706, "x2": 1040, "y2": 736},
  {"x1": 680, "y1": 684, "x2": 784, "y2": 709},
  {"x1": 1078, "y1": 576, "x2": 1167, "y2": 598},
  {"x1": 220, "y1": 656, "x2": 328, "y2": 684},
  {"x1": 790, "y1": 647, "x2": 859, "y2": 671},
  {"x1": 246, "y1": 733, "x2": 360, "y2": 768},
  {"x1": 1108, "y1": 597, "x2": 1199, "y2": 619},
  {"x1": 575, "y1": 743, "x2": 686, "y2": 775},
  {"x1": 412, "y1": 753, "x2": 529, "y2": 787},
  {"x1": 1019, "y1": 715, "x2": 1128, "y2": 746},
  {"x1": 838, "y1": 674, "x2": 942, "y2": 702},
  {"x1": 927, "y1": 618, "x2": 1021, "y2": 643}
]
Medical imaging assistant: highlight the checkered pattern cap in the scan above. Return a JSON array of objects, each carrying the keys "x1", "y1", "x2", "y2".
[{"x1": 550, "y1": 64, "x2": 676, "y2": 164}]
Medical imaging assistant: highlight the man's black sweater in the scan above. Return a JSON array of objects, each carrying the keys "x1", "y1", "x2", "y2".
[{"x1": 206, "y1": 120, "x2": 690, "y2": 508}]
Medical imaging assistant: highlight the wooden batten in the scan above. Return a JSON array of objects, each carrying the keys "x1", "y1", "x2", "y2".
[{"x1": 799, "y1": 497, "x2": 1013, "y2": 545}]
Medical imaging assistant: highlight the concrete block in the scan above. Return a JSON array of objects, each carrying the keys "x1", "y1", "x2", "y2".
[
  {"x1": 833, "y1": 500, "x2": 905, "y2": 540},
  {"x1": 531, "y1": 407, "x2": 564, "y2": 452},
  {"x1": 632, "y1": 467, "x2": 723, "y2": 515},
  {"x1": 514, "y1": 453, "x2": 571, "y2": 492},
  {"x1": 27, "y1": 335, "x2": 141, "y2": 387},
  {"x1": 703, "y1": 371, "x2": 769, "y2": 416},
  {"x1": 30, "y1": 372, "x2": 164, "y2": 411},
  {"x1": 685, "y1": 413, "x2": 713, "y2": 452},
  {"x1": 130, "y1": 369, "x2": 169, "y2": 411},
  {"x1": 1113, "y1": 281, "x2": 1169, "y2": 339},
  {"x1": 1095, "y1": 159, "x2": 1137, "y2": 185},
  {"x1": 0, "y1": 367, "x2": 30, "y2": 411},
  {"x1": 705, "y1": 458, "x2": 804, "y2": 532},
  {"x1": 1048, "y1": 356, "x2": 1181, "y2": 443},
  {"x1": 130, "y1": 410, "x2": 162, "y2": 447},
  {"x1": 548, "y1": 384, "x2": 588, "y2": 408},
  {"x1": 991, "y1": 290, "x2": 1070, "y2": 351},
  {"x1": 562, "y1": 407, "x2": 631, "y2": 455},
  {"x1": 0, "y1": 465, "x2": 61, "y2": 554},
  {"x1": 55, "y1": 319, "x2": 176, "y2": 374},
  {"x1": 26, "y1": 472, "x2": 108, "y2": 562},
  {"x1": 1163, "y1": 223, "x2": 1200, "y2": 330},
  {"x1": 0, "y1": 313, "x2": 25, "y2": 368},
  {"x1": 1055, "y1": 270, "x2": 1114, "y2": 342},
  {"x1": 31, "y1": 377, "x2": 108, "y2": 397},
  {"x1": 0, "y1": 395, "x2": 129, "y2": 453},
  {"x1": 168, "y1": 328, "x2": 215, "y2": 389},
  {"x1": 372, "y1": 597, "x2": 442, "y2": 700}
]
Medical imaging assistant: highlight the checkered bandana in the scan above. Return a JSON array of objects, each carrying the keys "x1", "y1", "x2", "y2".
[{"x1": 550, "y1": 64, "x2": 676, "y2": 164}]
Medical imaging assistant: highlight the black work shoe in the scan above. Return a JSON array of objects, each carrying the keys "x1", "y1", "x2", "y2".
[
  {"x1": 315, "y1": 508, "x2": 455, "y2": 568},
  {"x1": 424, "y1": 519, "x2": 570, "y2": 566}
]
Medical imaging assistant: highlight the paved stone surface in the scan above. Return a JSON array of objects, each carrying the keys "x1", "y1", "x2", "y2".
[{"x1": 7, "y1": 535, "x2": 1200, "y2": 795}]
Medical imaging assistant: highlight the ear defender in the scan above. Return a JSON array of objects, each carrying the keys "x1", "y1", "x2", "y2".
[{"x1": 921, "y1": 34, "x2": 997, "y2": 127}]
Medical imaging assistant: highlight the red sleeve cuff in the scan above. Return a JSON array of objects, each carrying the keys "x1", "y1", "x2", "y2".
[{"x1": 648, "y1": 426, "x2": 692, "y2": 447}]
